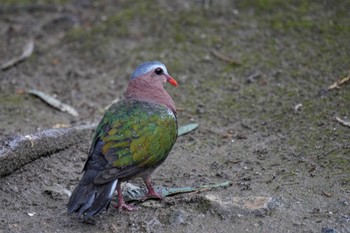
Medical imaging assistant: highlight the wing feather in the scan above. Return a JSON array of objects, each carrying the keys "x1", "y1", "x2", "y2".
[{"x1": 87, "y1": 100, "x2": 177, "y2": 185}]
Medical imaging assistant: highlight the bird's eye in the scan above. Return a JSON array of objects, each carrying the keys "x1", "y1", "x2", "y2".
[{"x1": 155, "y1": 68, "x2": 163, "y2": 75}]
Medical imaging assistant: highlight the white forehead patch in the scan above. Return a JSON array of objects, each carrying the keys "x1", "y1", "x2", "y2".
[{"x1": 130, "y1": 61, "x2": 169, "y2": 80}]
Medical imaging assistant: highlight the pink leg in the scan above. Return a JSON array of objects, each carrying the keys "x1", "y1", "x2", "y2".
[
  {"x1": 114, "y1": 182, "x2": 137, "y2": 211},
  {"x1": 143, "y1": 175, "x2": 163, "y2": 200}
]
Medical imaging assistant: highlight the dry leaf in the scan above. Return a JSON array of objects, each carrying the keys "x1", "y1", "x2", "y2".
[
  {"x1": 335, "y1": 117, "x2": 350, "y2": 128},
  {"x1": 27, "y1": 89, "x2": 79, "y2": 117},
  {"x1": 1, "y1": 40, "x2": 34, "y2": 70}
]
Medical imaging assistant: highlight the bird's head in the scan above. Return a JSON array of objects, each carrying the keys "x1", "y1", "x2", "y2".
[{"x1": 130, "y1": 61, "x2": 178, "y2": 87}]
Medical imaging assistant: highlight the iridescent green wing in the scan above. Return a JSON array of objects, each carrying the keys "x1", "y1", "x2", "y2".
[{"x1": 89, "y1": 100, "x2": 177, "y2": 184}]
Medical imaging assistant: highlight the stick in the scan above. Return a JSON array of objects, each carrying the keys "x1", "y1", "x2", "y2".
[
  {"x1": 0, "y1": 124, "x2": 97, "y2": 178},
  {"x1": 1, "y1": 40, "x2": 34, "y2": 71}
]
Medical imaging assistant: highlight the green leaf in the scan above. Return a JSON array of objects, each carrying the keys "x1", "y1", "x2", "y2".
[{"x1": 121, "y1": 180, "x2": 232, "y2": 202}]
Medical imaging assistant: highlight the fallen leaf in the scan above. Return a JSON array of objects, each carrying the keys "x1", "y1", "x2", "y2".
[
  {"x1": 335, "y1": 117, "x2": 350, "y2": 128},
  {"x1": 177, "y1": 123, "x2": 199, "y2": 136},
  {"x1": 27, "y1": 89, "x2": 79, "y2": 117},
  {"x1": 1, "y1": 40, "x2": 34, "y2": 71},
  {"x1": 43, "y1": 183, "x2": 72, "y2": 197},
  {"x1": 121, "y1": 180, "x2": 232, "y2": 203}
]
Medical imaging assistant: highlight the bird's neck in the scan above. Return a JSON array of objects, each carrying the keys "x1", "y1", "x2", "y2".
[{"x1": 124, "y1": 77, "x2": 176, "y2": 114}]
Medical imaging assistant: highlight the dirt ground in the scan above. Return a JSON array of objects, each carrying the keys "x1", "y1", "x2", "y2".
[{"x1": 0, "y1": 0, "x2": 349, "y2": 232}]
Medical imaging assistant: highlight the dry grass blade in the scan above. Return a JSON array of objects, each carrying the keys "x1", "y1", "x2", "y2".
[
  {"x1": 1, "y1": 39, "x2": 34, "y2": 71},
  {"x1": 27, "y1": 89, "x2": 79, "y2": 117}
]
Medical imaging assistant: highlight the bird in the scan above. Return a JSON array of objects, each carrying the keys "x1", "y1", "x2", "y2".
[{"x1": 67, "y1": 61, "x2": 178, "y2": 219}]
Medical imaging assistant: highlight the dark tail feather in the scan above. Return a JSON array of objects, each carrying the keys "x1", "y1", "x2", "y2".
[{"x1": 67, "y1": 170, "x2": 117, "y2": 219}]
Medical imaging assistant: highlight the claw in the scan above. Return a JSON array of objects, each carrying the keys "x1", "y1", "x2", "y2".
[
  {"x1": 114, "y1": 182, "x2": 139, "y2": 211},
  {"x1": 143, "y1": 175, "x2": 163, "y2": 201}
]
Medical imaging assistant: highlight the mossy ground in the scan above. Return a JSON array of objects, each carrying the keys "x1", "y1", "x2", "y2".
[{"x1": 0, "y1": 1, "x2": 349, "y2": 232}]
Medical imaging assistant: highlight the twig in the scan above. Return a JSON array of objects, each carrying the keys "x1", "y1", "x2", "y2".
[
  {"x1": 328, "y1": 72, "x2": 350, "y2": 90},
  {"x1": 210, "y1": 49, "x2": 241, "y2": 65},
  {"x1": 175, "y1": 107, "x2": 185, "y2": 112},
  {"x1": 0, "y1": 123, "x2": 97, "y2": 178},
  {"x1": 27, "y1": 89, "x2": 79, "y2": 117},
  {"x1": 335, "y1": 117, "x2": 350, "y2": 128},
  {"x1": 321, "y1": 191, "x2": 332, "y2": 198},
  {"x1": 1, "y1": 40, "x2": 34, "y2": 71},
  {"x1": 246, "y1": 72, "x2": 264, "y2": 83}
]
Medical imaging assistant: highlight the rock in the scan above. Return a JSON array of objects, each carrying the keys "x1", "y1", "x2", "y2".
[{"x1": 204, "y1": 195, "x2": 279, "y2": 218}]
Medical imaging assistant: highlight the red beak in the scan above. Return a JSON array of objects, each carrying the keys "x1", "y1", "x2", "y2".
[{"x1": 166, "y1": 75, "x2": 178, "y2": 87}]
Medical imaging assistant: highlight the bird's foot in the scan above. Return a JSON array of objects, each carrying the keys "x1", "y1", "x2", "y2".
[
  {"x1": 113, "y1": 202, "x2": 138, "y2": 211},
  {"x1": 113, "y1": 181, "x2": 139, "y2": 211},
  {"x1": 143, "y1": 176, "x2": 164, "y2": 201},
  {"x1": 142, "y1": 189, "x2": 163, "y2": 201}
]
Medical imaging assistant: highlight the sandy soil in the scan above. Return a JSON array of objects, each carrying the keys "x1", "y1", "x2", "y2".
[{"x1": 0, "y1": 1, "x2": 349, "y2": 232}]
